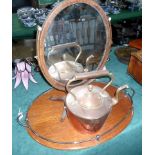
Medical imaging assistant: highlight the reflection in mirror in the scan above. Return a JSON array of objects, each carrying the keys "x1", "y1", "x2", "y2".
[{"x1": 44, "y1": 3, "x2": 106, "y2": 83}]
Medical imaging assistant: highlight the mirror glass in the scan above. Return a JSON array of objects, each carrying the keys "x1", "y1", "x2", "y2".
[{"x1": 44, "y1": 3, "x2": 107, "y2": 83}]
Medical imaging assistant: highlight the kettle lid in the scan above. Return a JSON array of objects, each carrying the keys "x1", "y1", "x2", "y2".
[{"x1": 66, "y1": 84, "x2": 112, "y2": 119}]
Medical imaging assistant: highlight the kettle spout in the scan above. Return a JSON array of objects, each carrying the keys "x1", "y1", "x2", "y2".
[{"x1": 112, "y1": 85, "x2": 129, "y2": 105}]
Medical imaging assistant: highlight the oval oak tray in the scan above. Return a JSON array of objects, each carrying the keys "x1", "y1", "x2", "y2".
[{"x1": 26, "y1": 82, "x2": 133, "y2": 150}]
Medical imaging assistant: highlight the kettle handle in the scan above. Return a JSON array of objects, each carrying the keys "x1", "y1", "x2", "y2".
[
  {"x1": 66, "y1": 70, "x2": 114, "y2": 93},
  {"x1": 47, "y1": 42, "x2": 82, "y2": 62}
]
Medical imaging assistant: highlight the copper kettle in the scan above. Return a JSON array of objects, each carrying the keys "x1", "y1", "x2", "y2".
[
  {"x1": 65, "y1": 70, "x2": 129, "y2": 133},
  {"x1": 48, "y1": 42, "x2": 94, "y2": 82}
]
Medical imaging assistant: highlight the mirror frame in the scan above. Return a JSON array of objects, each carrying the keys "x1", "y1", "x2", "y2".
[{"x1": 37, "y1": 0, "x2": 112, "y2": 90}]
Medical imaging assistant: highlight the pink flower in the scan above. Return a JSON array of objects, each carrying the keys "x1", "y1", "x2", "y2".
[{"x1": 13, "y1": 60, "x2": 37, "y2": 90}]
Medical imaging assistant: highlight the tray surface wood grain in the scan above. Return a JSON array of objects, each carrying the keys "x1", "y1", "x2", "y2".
[{"x1": 27, "y1": 82, "x2": 133, "y2": 150}]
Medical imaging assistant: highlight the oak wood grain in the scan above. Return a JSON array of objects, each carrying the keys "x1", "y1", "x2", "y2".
[
  {"x1": 27, "y1": 82, "x2": 133, "y2": 150},
  {"x1": 128, "y1": 51, "x2": 142, "y2": 84}
]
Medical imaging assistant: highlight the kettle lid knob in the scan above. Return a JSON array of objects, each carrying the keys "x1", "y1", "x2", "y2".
[{"x1": 88, "y1": 85, "x2": 93, "y2": 92}]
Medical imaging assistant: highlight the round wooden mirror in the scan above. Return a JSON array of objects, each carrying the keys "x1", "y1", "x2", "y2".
[{"x1": 37, "y1": 0, "x2": 112, "y2": 90}]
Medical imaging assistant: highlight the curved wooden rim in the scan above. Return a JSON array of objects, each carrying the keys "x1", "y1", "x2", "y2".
[
  {"x1": 37, "y1": 0, "x2": 112, "y2": 90},
  {"x1": 26, "y1": 83, "x2": 133, "y2": 150}
]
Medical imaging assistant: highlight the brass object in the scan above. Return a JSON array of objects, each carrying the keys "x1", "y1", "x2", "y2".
[
  {"x1": 47, "y1": 42, "x2": 94, "y2": 82},
  {"x1": 65, "y1": 70, "x2": 129, "y2": 132}
]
